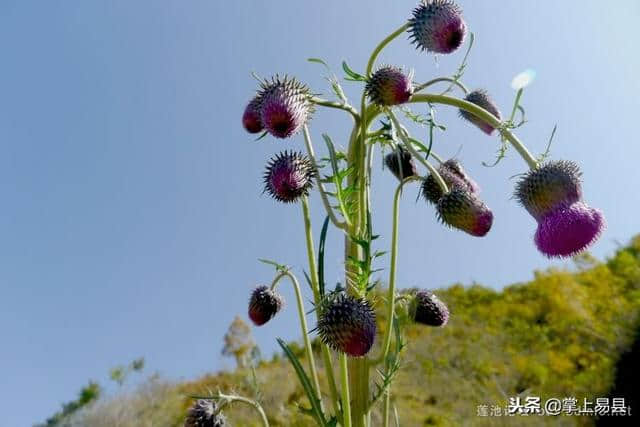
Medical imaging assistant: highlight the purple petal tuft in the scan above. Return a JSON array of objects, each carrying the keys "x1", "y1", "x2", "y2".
[{"x1": 535, "y1": 202, "x2": 605, "y2": 258}]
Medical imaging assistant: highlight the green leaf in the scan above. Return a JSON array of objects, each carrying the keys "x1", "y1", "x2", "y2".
[
  {"x1": 258, "y1": 258, "x2": 288, "y2": 272},
  {"x1": 303, "y1": 270, "x2": 314, "y2": 292},
  {"x1": 318, "y1": 216, "x2": 330, "y2": 298},
  {"x1": 277, "y1": 338, "x2": 328, "y2": 425},
  {"x1": 342, "y1": 61, "x2": 367, "y2": 82},
  {"x1": 254, "y1": 130, "x2": 269, "y2": 141},
  {"x1": 307, "y1": 57, "x2": 330, "y2": 70},
  {"x1": 538, "y1": 124, "x2": 557, "y2": 163}
]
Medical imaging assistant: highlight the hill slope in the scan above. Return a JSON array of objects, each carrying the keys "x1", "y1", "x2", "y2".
[{"x1": 58, "y1": 236, "x2": 640, "y2": 426}]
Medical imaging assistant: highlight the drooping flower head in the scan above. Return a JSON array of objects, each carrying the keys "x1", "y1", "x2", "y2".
[
  {"x1": 184, "y1": 399, "x2": 227, "y2": 427},
  {"x1": 317, "y1": 293, "x2": 376, "y2": 357},
  {"x1": 534, "y1": 202, "x2": 605, "y2": 258},
  {"x1": 248, "y1": 285, "x2": 284, "y2": 326},
  {"x1": 410, "y1": 290, "x2": 449, "y2": 326},
  {"x1": 384, "y1": 146, "x2": 418, "y2": 181},
  {"x1": 263, "y1": 151, "x2": 315, "y2": 203},
  {"x1": 242, "y1": 96, "x2": 264, "y2": 134},
  {"x1": 514, "y1": 160, "x2": 582, "y2": 220},
  {"x1": 459, "y1": 90, "x2": 502, "y2": 135},
  {"x1": 436, "y1": 188, "x2": 493, "y2": 237},
  {"x1": 366, "y1": 66, "x2": 414, "y2": 106},
  {"x1": 408, "y1": 0, "x2": 467, "y2": 54},
  {"x1": 422, "y1": 159, "x2": 479, "y2": 204},
  {"x1": 259, "y1": 76, "x2": 314, "y2": 138}
]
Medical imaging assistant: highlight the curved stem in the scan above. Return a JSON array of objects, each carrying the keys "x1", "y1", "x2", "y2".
[
  {"x1": 414, "y1": 77, "x2": 469, "y2": 95},
  {"x1": 410, "y1": 93, "x2": 539, "y2": 169},
  {"x1": 270, "y1": 269, "x2": 323, "y2": 408},
  {"x1": 386, "y1": 109, "x2": 449, "y2": 193},
  {"x1": 340, "y1": 353, "x2": 353, "y2": 427},
  {"x1": 312, "y1": 97, "x2": 360, "y2": 122},
  {"x1": 302, "y1": 125, "x2": 350, "y2": 230},
  {"x1": 190, "y1": 393, "x2": 270, "y2": 427},
  {"x1": 301, "y1": 197, "x2": 342, "y2": 421},
  {"x1": 365, "y1": 23, "x2": 410, "y2": 77},
  {"x1": 373, "y1": 177, "x2": 417, "y2": 366}
]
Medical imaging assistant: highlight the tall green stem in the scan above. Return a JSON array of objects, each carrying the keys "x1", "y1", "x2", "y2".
[
  {"x1": 376, "y1": 179, "x2": 414, "y2": 365},
  {"x1": 270, "y1": 270, "x2": 322, "y2": 409},
  {"x1": 340, "y1": 353, "x2": 353, "y2": 427},
  {"x1": 381, "y1": 180, "x2": 414, "y2": 426},
  {"x1": 301, "y1": 197, "x2": 342, "y2": 421},
  {"x1": 345, "y1": 24, "x2": 410, "y2": 427}
]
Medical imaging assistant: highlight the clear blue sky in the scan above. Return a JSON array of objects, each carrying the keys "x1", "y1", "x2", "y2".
[{"x1": 1, "y1": 1, "x2": 638, "y2": 426}]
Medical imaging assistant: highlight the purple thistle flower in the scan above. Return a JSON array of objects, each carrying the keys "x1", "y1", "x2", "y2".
[
  {"x1": 408, "y1": 0, "x2": 467, "y2": 54},
  {"x1": 317, "y1": 293, "x2": 376, "y2": 357},
  {"x1": 184, "y1": 399, "x2": 227, "y2": 427},
  {"x1": 436, "y1": 188, "x2": 493, "y2": 237},
  {"x1": 259, "y1": 76, "x2": 314, "y2": 139},
  {"x1": 242, "y1": 96, "x2": 264, "y2": 134},
  {"x1": 534, "y1": 202, "x2": 605, "y2": 258},
  {"x1": 422, "y1": 159, "x2": 479, "y2": 204},
  {"x1": 248, "y1": 285, "x2": 284, "y2": 326},
  {"x1": 410, "y1": 290, "x2": 449, "y2": 326},
  {"x1": 263, "y1": 151, "x2": 315, "y2": 203},
  {"x1": 514, "y1": 160, "x2": 582, "y2": 220},
  {"x1": 366, "y1": 66, "x2": 414, "y2": 106},
  {"x1": 384, "y1": 146, "x2": 418, "y2": 181},
  {"x1": 459, "y1": 90, "x2": 502, "y2": 135}
]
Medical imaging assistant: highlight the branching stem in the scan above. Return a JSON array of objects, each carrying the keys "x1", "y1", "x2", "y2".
[
  {"x1": 312, "y1": 97, "x2": 360, "y2": 122},
  {"x1": 414, "y1": 77, "x2": 469, "y2": 95},
  {"x1": 410, "y1": 94, "x2": 539, "y2": 169}
]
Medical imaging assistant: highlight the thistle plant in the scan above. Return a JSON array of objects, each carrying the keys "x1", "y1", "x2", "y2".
[{"x1": 189, "y1": 1, "x2": 605, "y2": 425}]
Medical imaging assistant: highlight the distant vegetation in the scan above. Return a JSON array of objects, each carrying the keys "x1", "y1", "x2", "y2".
[{"x1": 44, "y1": 236, "x2": 640, "y2": 426}]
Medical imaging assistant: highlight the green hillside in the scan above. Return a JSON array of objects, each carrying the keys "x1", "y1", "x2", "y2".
[{"x1": 51, "y1": 236, "x2": 640, "y2": 426}]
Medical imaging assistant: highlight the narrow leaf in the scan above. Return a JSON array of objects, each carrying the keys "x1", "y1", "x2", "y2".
[
  {"x1": 342, "y1": 61, "x2": 366, "y2": 81},
  {"x1": 318, "y1": 216, "x2": 329, "y2": 298},
  {"x1": 277, "y1": 338, "x2": 327, "y2": 425}
]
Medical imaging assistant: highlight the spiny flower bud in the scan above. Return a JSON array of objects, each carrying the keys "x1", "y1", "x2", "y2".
[
  {"x1": 535, "y1": 202, "x2": 605, "y2": 258},
  {"x1": 422, "y1": 159, "x2": 479, "y2": 204},
  {"x1": 184, "y1": 399, "x2": 227, "y2": 427},
  {"x1": 408, "y1": 0, "x2": 467, "y2": 54},
  {"x1": 384, "y1": 146, "x2": 418, "y2": 181},
  {"x1": 259, "y1": 76, "x2": 314, "y2": 138},
  {"x1": 459, "y1": 90, "x2": 502, "y2": 135},
  {"x1": 436, "y1": 188, "x2": 493, "y2": 237},
  {"x1": 248, "y1": 285, "x2": 284, "y2": 326},
  {"x1": 317, "y1": 294, "x2": 376, "y2": 357},
  {"x1": 242, "y1": 96, "x2": 264, "y2": 134},
  {"x1": 514, "y1": 160, "x2": 582, "y2": 220},
  {"x1": 365, "y1": 66, "x2": 414, "y2": 106},
  {"x1": 410, "y1": 290, "x2": 449, "y2": 326},
  {"x1": 263, "y1": 151, "x2": 315, "y2": 203}
]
